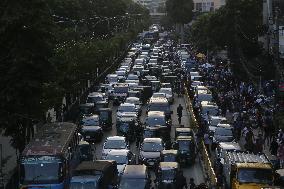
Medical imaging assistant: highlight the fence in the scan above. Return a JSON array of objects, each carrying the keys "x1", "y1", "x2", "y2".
[{"x1": 184, "y1": 80, "x2": 219, "y2": 188}]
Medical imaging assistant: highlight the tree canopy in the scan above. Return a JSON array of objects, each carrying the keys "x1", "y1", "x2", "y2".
[
  {"x1": 0, "y1": 0, "x2": 150, "y2": 151},
  {"x1": 166, "y1": 0, "x2": 194, "y2": 24}
]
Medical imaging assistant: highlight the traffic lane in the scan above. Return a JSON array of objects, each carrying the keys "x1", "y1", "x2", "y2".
[{"x1": 171, "y1": 95, "x2": 205, "y2": 185}]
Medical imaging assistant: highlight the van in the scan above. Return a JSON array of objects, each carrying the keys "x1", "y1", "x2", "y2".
[{"x1": 118, "y1": 165, "x2": 151, "y2": 189}]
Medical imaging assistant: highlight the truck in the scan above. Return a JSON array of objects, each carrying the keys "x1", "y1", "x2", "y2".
[{"x1": 223, "y1": 151, "x2": 274, "y2": 189}]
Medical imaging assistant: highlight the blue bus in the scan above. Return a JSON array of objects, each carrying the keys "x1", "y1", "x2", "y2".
[{"x1": 19, "y1": 122, "x2": 80, "y2": 189}]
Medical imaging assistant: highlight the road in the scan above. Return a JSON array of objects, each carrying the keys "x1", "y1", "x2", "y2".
[{"x1": 94, "y1": 93, "x2": 205, "y2": 187}]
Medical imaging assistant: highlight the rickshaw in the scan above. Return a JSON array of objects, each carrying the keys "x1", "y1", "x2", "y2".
[
  {"x1": 78, "y1": 140, "x2": 96, "y2": 162},
  {"x1": 161, "y1": 150, "x2": 179, "y2": 162},
  {"x1": 98, "y1": 108, "x2": 112, "y2": 130},
  {"x1": 175, "y1": 127, "x2": 194, "y2": 138},
  {"x1": 174, "y1": 136, "x2": 195, "y2": 165},
  {"x1": 156, "y1": 162, "x2": 180, "y2": 189}
]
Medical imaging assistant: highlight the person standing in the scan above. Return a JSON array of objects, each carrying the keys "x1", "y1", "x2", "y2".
[
  {"x1": 177, "y1": 104, "x2": 183, "y2": 125},
  {"x1": 176, "y1": 170, "x2": 188, "y2": 189}
]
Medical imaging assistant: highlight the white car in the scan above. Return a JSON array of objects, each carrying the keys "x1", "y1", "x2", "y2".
[
  {"x1": 102, "y1": 136, "x2": 128, "y2": 158},
  {"x1": 117, "y1": 103, "x2": 137, "y2": 118},
  {"x1": 125, "y1": 97, "x2": 142, "y2": 116},
  {"x1": 152, "y1": 92, "x2": 166, "y2": 98},
  {"x1": 159, "y1": 88, "x2": 173, "y2": 104}
]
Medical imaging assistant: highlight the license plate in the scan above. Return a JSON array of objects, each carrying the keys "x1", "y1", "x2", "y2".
[{"x1": 86, "y1": 136, "x2": 90, "y2": 139}]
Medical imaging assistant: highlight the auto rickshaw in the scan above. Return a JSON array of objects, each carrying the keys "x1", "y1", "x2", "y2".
[
  {"x1": 174, "y1": 136, "x2": 195, "y2": 165},
  {"x1": 98, "y1": 108, "x2": 112, "y2": 130},
  {"x1": 78, "y1": 140, "x2": 96, "y2": 162},
  {"x1": 161, "y1": 150, "x2": 179, "y2": 162},
  {"x1": 116, "y1": 117, "x2": 136, "y2": 142},
  {"x1": 156, "y1": 162, "x2": 180, "y2": 189},
  {"x1": 175, "y1": 127, "x2": 194, "y2": 138},
  {"x1": 79, "y1": 103, "x2": 95, "y2": 116}
]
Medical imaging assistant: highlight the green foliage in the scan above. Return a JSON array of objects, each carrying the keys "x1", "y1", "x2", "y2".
[
  {"x1": 0, "y1": 0, "x2": 150, "y2": 150},
  {"x1": 166, "y1": 0, "x2": 194, "y2": 24}
]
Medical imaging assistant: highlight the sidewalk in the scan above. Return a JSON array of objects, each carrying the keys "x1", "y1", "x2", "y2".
[{"x1": 0, "y1": 134, "x2": 17, "y2": 188}]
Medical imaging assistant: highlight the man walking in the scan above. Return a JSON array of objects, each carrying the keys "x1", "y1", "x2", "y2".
[{"x1": 177, "y1": 104, "x2": 183, "y2": 125}]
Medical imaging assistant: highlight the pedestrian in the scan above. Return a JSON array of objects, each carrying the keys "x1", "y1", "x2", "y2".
[
  {"x1": 204, "y1": 133, "x2": 211, "y2": 156},
  {"x1": 270, "y1": 137, "x2": 279, "y2": 156},
  {"x1": 176, "y1": 170, "x2": 187, "y2": 189},
  {"x1": 189, "y1": 178, "x2": 196, "y2": 189},
  {"x1": 254, "y1": 134, "x2": 264, "y2": 153},
  {"x1": 277, "y1": 140, "x2": 284, "y2": 168},
  {"x1": 177, "y1": 104, "x2": 183, "y2": 125}
]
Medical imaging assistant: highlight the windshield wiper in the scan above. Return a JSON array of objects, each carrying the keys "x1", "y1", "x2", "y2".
[{"x1": 32, "y1": 174, "x2": 43, "y2": 182}]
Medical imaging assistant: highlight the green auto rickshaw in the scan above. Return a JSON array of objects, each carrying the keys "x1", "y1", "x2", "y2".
[{"x1": 98, "y1": 108, "x2": 112, "y2": 131}]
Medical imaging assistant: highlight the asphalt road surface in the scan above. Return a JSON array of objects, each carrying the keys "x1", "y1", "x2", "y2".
[{"x1": 94, "y1": 93, "x2": 205, "y2": 187}]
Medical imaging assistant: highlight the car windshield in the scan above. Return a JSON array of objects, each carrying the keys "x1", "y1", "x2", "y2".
[
  {"x1": 70, "y1": 182, "x2": 98, "y2": 189},
  {"x1": 161, "y1": 169, "x2": 176, "y2": 180},
  {"x1": 163, "y1": 155, "x2": 176, "y2": 162},
  {"x1": 104, "y1": 140, "x2": 126, "y2": 149},
  {"x1": 114, "y1": 87, "x2": 128, "y2": 93},
  {"x1": 105, "y1": 154, "x2": 128, "y2": 165},
  {"x1": 160, "y1": 89, "x2": 171, "y2": 95},
  {"x1": 20, "y1": 156, "x2": 62, "y2": 184},
  {"x1": 118, "y1": 106, "x2": 135, "y2": 112},
  {"x1": 149, "y1": 105, "x2": 169, "y2": 112},
  {"x1": 237, "y1": 168, "x2": 273, "y2": 184},
  {"x1": 82, "y1": 118, "x2": 99, "y2": 126},
  {"x1": 152, "y1": 93, "x2": 165, "y2": 98},
  {"x1": 79, "y1": 145, "x2": 90, "y2": 155},
  {"x1": 87, "y1": 96, "x2": 103, "y2": 103},
  {"x1": 119, "y1": 178, "x2": 147, "y2": 189},
  {"x1": 215, "y1": 128, "x2": 232, "y2": 136},
  {"x1": 146, "y1": 117, "x2": 165, "y2": 126},
  {"x1": 178, "y1": 141, "x2": 190, "y2": 151},
  {"x1": 142, "y1": 142, "x2": 163, "y2": 152},
  {"x1": 126, "y1": 99, "x2": 139, "y2": 105}
]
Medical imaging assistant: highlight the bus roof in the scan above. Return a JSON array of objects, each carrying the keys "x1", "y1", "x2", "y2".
[{"x1": 22, "y1": 122, "x2": 77, "y2": 156}]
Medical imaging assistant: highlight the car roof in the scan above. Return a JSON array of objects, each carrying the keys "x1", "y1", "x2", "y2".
[
  {"x1": 160, "y1": 88, "x2": 172, "y2": 91},
  {"x1": 147, "y1": 111, "x2": 165, "y2": 117},
  {"x1": 162, "y1": 150, "x2": 178, "y2": 154},
  {"x1": 143, "y1": 138, "x2": 162, "y2": 143},
  {"x1": 175, "y1": 127, "x2": 192, "y2": 132},
  {"x1": 176, "y1": 136, "x2": 193, "y2": 141},
  {"x1": 149, "y1": 97, "x2": 168, "y2": 103},
  {"x1": 122, "y1": 165, "x2": 147, "y2": 179},
  {"x1": 120, "y1": 103, "x2": 135, "y2": 107},
  {"x1": 107, "y1": 149, "x2": 130, "y2": 156},
  {"x1": 106, "y1": 136, "x2": 126, "y2": 141},
  {"x1": 159, "y1": 162, "x2": 179, "y2": 169},
  {"x1": 82, "y1": 114, "x2": 99, "y2": 120},
  {"x1": 219, "y1": 142, "x2": 241, "y2": 150}
]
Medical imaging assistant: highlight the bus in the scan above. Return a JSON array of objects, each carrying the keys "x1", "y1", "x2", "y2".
[{"x1": 19, "y1": 122, "x2": 80, "y2": 189}]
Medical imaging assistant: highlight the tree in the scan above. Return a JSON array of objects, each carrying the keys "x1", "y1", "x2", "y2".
[{"x1": 166, "y1": 0, "x2": 194, "y2": 42}]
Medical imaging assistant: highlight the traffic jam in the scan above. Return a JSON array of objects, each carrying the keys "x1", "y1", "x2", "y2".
[{"x1": 18, "y1": 26, "x2": 284, "y2": 189}]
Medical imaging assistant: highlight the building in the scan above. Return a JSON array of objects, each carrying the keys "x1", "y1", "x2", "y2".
[
  {"x1": 134, "y1": 0, "x2": 166, "y2": 23},
  {"x1": 262, "y1": 0, "x2": 284, "y2": 59},
  {"x1": 193, "y1": 0, "x2": 226, "y2": 12}
]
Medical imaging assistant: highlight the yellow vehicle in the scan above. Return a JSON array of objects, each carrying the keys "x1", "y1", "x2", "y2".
[{"x1": 223, "y1": 151, "x2": 274, "y2": 189}]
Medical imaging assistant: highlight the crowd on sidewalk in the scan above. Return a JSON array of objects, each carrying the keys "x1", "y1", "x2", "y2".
[{"x1": 185, "y1": 52, "x2": 284, "y2": 175}]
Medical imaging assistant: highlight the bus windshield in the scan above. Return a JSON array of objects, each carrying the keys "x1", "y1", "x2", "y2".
[
  {"x1": 237, "y1": 168, "x2": 273, "y2": 184},
  {"x1": 20, "y1": 156, "x2": 63, "y2": 184}
]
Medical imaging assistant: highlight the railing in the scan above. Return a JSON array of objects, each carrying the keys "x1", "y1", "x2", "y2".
[{"x1": 184, "y1": 80, "x2": 219, "y2": 188}]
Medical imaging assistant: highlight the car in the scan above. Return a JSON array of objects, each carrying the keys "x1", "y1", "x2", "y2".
[
  {"x1": 152, "y1": 92, "x2": 166, "y2": 98},
  {"x1": 125, "y1": 97, "x2": 142, "y2": 116},
  {"x1": 117, "y1": 103, "x2": 138, "y2": 118},
  {"x1": 156, "y1": 162, "x2": 179, "y2": 189},
  {"x1": 161, "y1": 150, "x2": 179, "y2": 162},
  {"x1": 208, "y1": 116, "x2": 227, "y2": 135},
  {"x1": 139, "y1": 138, "x2": 164, "y2": 168},
  {"x1": 102, "y1": 136, "x2": 129, "y2": 158},
  {"x1": 87, "y1": 92, "x2": 108, "y2": 105},
  {"x1": 78, "y1": 140, "x2": 95, "y2": 162},
  {"x1": 148, "y1": 97, "x2": 172, "y2": 120},
  {"x1": 173, "y1": 136, "x2": 195, "y2": 165},
  {"x1": 80, "y1": 115, "x2": 103, "y2": 142},
  {"x1": 159, "y1": 88, "x2": 173, "y2": 104},
  {"x1": 144, "y1": 111, "x2": 171, "y2": 144},
  {"x1": 105, "y1": 149, "x2": 136, "y2": 177},
  {"x1": 116, "y1": 116, "x2": 138, "y2": 142},
  {"x1": 213, "y1": 125, "x2": 234, "y2": 144},
  {"x1": 118, "y1": 165, "x2": 151, "y2": 189},
  {"x1": 71, "y1": 160, "x2": 118, "y2": 189}
]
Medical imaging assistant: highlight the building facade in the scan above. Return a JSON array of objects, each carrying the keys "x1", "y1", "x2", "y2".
[{"x1": 193, "y1": 0, "x2": 226, "y2": 12}]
